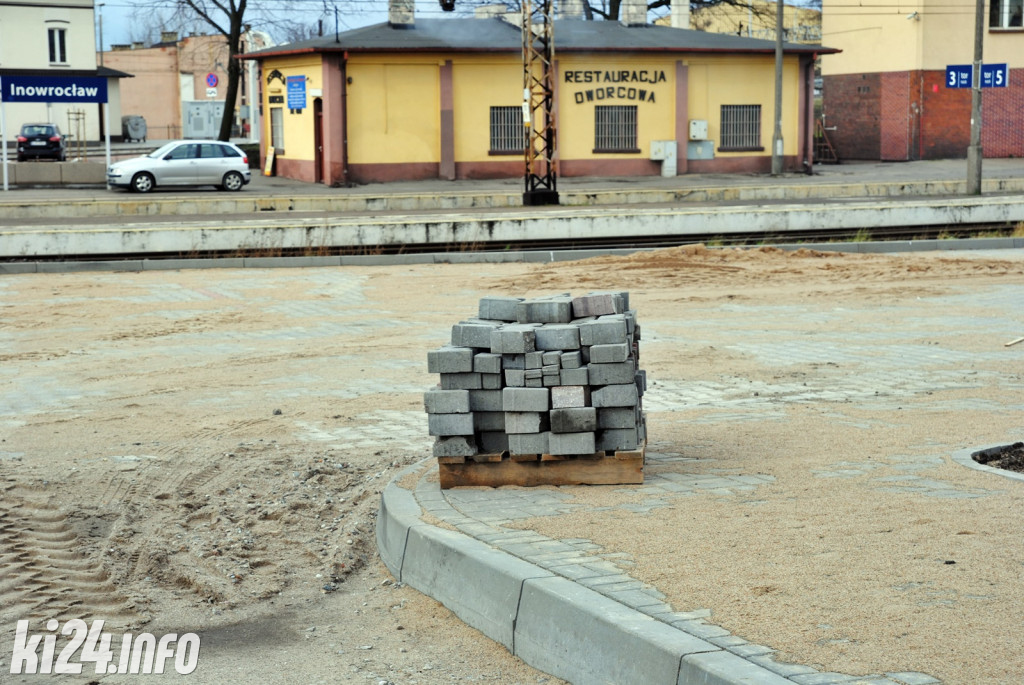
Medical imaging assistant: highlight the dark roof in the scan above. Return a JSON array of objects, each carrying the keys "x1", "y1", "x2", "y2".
[
  {"x1": 0, "y1": 66, "x2": 133, "y2": 78},
  {"x1": 243, "y1": 18, "x2": 835, "y2": 59}
]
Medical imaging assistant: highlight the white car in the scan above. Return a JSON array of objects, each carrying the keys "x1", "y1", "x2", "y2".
[{"x1": 107, "y1": 140, "x2": 251, "y2": 193}]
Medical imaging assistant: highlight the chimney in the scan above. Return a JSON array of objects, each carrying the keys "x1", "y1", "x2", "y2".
[
  {"x1": 671, "y1": 0, "x2": 690, "y2": 28},
  {"x1": 160, "y1": 30, "x2": 178, "y2": 43},
  {"x1": 389, "y1": 0, "x2": 414, "y2": 28},
  {"x1": 619, "y1": 0, "x2": 646, "y2": 26},
  {"x1": 560, "y1": 0, "x2": 584, "y2": 19}
]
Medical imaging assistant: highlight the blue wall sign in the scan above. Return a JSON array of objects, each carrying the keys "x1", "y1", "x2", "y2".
[
  {"x1": 2, "y1": 75, "x2": 108, "y2": 103},
  {"x1": 286, "y1": 75, "x2": 306, "y2": 110},
  {"x1": 945, "y1": 65, "x2": 972, "y2": 89},
  {"x1": 981, "y1": 63, "x2": 1008, "y2": 88}
]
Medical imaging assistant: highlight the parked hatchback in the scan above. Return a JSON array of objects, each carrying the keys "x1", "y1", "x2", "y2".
[
  {"x1": 17, "y1": 123, "x2": 67, "y2": 161},
  {"x1": 107, "y1": 140, "x2": 251, "y2": 193}
]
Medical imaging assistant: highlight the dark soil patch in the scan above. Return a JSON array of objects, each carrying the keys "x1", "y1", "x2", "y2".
[{"x1": 972, "y1": 442, "x2": 1024, "y2": 474}]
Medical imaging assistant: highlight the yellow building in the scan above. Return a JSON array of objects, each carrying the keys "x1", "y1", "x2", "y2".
[
  {"x1": 244, "y1": 12, "x2": 833, "y2": 186},
  {"x1": 679, "y1": 0, "x2": 821, "y2": 45}
]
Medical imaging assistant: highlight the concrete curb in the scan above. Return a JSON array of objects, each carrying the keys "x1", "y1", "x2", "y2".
[
  {"x1": 2, "y1": 238, "x2": 1022, "y2": 275},
  {"x1": 951, "y1": 444, "x2": 1024, "y2": 484},
  {"x1": 376, "y1": 460, "x2": 796, "y2": 685}
]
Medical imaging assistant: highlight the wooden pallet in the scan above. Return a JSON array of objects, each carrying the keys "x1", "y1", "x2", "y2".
[{"x1": 437, "y1": 441, "x2": 645, "y2": 489}]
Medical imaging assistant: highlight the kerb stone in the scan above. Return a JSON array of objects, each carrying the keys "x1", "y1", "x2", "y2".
[
  {"x1": 550, "y1": 407, "x2": 597, "y2": 434},
  {"x1": 509, "y1": 431, "x2": 550, "y2": 455},
  {"x1": 593, "y1": 384, "x2": 639, "y2": 408},
  {"x1": 535, "y1": 324, "x2": 581, "y2": 350},
  {"x1": 428, "y1": 413, "x2": 474, "y2": 436},
  {"x1": 571, "y1": 292, "x2": 625, "y2": 318},
  {"x1": 490, "y1": 325, "x2": 536, "y2": 355},
  {"x1": 473, "y1": 352, "x2": 502, "y2": 374},
  {"x1": 597, "y1": 427, "x2": 639, "y2": 451},
  {"x1": 589, "y1": 342, "x2": 629, "y2": 364},
  {"x1": 551, "y1": 385, "x2": 590, "y2": 408},
  {"x1": 424, "y1": 388, "x2": 470, "y2": 414},
  {"x1": 548, "y1": 431, "x2": 596, "y2": 455},
  {"x1": 427, "y1": 346, "x2": 474, "y2": 373},
  {"x1": 478, "y1": 296, "x2": 523, "y2": 322},
  {"x1": 433, "y1": 436, "x2": 477, "y2": 457},
  {"x1": 578, "y1": 318, "x2": 628, "y2": 346},
  {"x1": 452, "y1": 321, "x2": 501, "y2": 349},
  {"x1": 516, "y1": 295, "x2": 573, "y2": 324},
  {"x1": 559, "y1": 367, "x2": 589, "y2": 386},
  {"x1": 504, "y1": 411, "x2": 550, "y2": 434},
  {"x1": 440, "y1": 373, "x2": 482, "y2": 390},
  {"x1": 468, "y1": 389, "x2": 504, "y2": 412},
  {"x1": 588, "y1": 360, "x2": 636, "y2": 386},
  {"x1": 502, "y1": 387, "x2": 549, "y2": 412}
]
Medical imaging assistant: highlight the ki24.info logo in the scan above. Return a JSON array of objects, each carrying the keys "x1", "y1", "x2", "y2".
[{"x1": 8, "y1": 619, "x2": 200, "y2": 675}]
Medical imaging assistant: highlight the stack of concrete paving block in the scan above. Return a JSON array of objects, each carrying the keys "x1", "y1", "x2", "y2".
[{"x1": 425, "y1": 291, "x2": 646, "y2": 467}]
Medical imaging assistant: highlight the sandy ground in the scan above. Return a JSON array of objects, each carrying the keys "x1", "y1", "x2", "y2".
[{"x1": 1, "y1": 246, "x2": 1022, "y2": 683}]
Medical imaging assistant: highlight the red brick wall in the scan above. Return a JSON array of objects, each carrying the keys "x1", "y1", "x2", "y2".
[
  {"x1": 982, "y1": 69, "x2": 1024, "y2": 158},
  {"x1": 825, "y1": 68, "x2": 1023, "y2": 161},
  {"x1": 822, "y1": 73, "x2": 881, "y2": 160},
  {"x1": 880, "y1": 72, "x2": 912, "y2": 160}
]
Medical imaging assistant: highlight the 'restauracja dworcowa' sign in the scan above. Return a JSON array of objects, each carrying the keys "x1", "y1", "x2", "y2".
[{"x1": 564, "y1": 69, "x2": 667, "y2": 104}]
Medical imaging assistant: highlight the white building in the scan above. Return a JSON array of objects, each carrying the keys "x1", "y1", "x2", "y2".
[{"x1": 0, "y1": 0, "x2": 128, "y2": 145}]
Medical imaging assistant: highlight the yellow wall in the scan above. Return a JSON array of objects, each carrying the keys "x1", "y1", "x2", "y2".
[
  {"x1": 347, "y1": 56, "x2": 441, "y2": 164},
  {"x1": 556, "y1": 56, "x2": 679, "y2": 160},
  {"x1": 263, "y1": 55, "x2": 323, "y2": 161},
  {"x1": 452, "y1": 59, "x2": 523, "y2": 162}
]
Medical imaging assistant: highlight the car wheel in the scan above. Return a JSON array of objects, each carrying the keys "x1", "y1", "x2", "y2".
[
  {"x1": 220, "y1": 171, "x2": 244, "y2": 192},
  {"x1": 131, "y1": 172, "x2": 155, "y2": 193}
]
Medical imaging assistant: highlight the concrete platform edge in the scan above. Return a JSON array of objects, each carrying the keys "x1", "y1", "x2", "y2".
[
  {"x1": 377, "y1": 465, "x2": 797, "y2": 685},
  {"x1": 2, "y1": 238, "x2": 1021, "y2": 274}
]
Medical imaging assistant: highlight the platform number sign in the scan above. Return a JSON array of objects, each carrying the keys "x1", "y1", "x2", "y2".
[
  {"x1": 946, "y1": 65, "x2": 972, "y2": 88},
  {"x1": 946, "y1": 63, "x2": 1009, "y2": 89},
  {"x1": 981, "y1": 63, "x2": 1008, "y2": 88}
]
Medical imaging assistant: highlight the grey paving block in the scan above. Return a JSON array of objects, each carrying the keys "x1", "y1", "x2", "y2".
[
  {"x1": 543, "y1": 374, "x2": 560, "y2": 387},
  {"x1": 505, "y1": 411, "x2": 550, "y2": 434},
  {"x1": 473, "y1": 411, "x2": 505, "y2": 432},
  {"x1": 481, "y1": 373, "x2": 502, "y2": 389},
  {"x1": 578, "y1": 317, "x2": 628, "y2": 345},
  {"x1": 542, "y1": 364, "x2": 560, "y2": 377},
  {"x1": 452, "y1": 320, "x2": 501, "y2": 348},
  {"x1": 542, "y1": 350, "x2": 562, "y2": 365},
  {"x1": 503, "y1": 387, "x2": 549, "y2": 411},
  {"x1": 400, "y1": 523, "x2": 554, "y2": 651},
  {"x1": 525, "y1": 368, "x2": 543, "y2": 380},
  {"x1": 440, "y1": 372, "x2": 482, "y2": 390},
  {"x1": 597, "y1": 427, "x2": 639, "y2": 451},
  {"x1": 589, "y1": 342, "x2": 630, "y2": 363},
  {"x1": 550, "y1": 407, "x2": 597, "y2": 433},
  {"x1": 433, "y1": 435, "x2": 478, "y2": 457},
  {"x1": 559, "y1": 367, "x2": 590, "y2": 386},
  {"x1": 514, "y1": 576, "x2": 717, "y2": 685},
  {"x1": 571, "y1": 292, "x2": 625, "y2": 318},
  {"x1": 468, "y1": 389, "x2": 504, "y2": 412},
  {"x1": 478, "y1": 295, "x2": 523, "y2": 322},
  {"x1": 477, "y1": 431, "x2": 509, "y2": 454},
  {"x1": 516, "y1": 295, "x2": 573, "y2": 324},
  {"x1": 525, "y1": 351, "x2": 545, "y2": 368},
  {"x1": 509, "y1": 431, "x2": 550, "y2": 455},
  {"x1": 678, "y1": 650, "x2": 795, "y2": 685},
  {"x1": 636, "y1": 368, "x2": 647, "y2": 395},
  {"x1": 551, "y1": 385, "x2": 590, "y2": 408},
  {"x1": 588, "y1": 360, "x2": 636, "y2": 386},
  {"x1": 535, "y1": 324, "x2": 581, "y2": 350},
  {"x1": 505, "y1": 369, "x2": 526, "y2": 386},
  {"x1": 427, "y1": 412, "x2": 474, "y2": 436},
  {"x1": 490, "y1": 324, "x2": 536, "y2": 354},
  {"x1": 593, "y1": 383, "x2": 639, "y2": 407},
  {"x1": 502, "y1": 354, "x2": 525, "y2": 370},
  {"x1": 427, "y1": 345, "x2": 474, "y2": 373},
  {"x1": 473, "y1": 352, "x2": 502, "y2": 374},
  {"x1": 423, "y1": 388, "x2": 470, "y2": 414},
  {"x1": 560, "y1": 350, "x2": 583, "y2": 368},
  {"x1": 525, "y1": 377, "x2": 543, "y2": 387},
  {"x1": 548, "y1": 431, "x2": 596, "y2": 455},
  {"x1": 598, "y1": 406, "x2": 639, "y2": 429}
]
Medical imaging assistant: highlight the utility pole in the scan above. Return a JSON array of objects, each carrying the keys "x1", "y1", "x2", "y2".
[
  {"x1": 966, "y1": 0, "x2": 984, "y2": 195},
  {"x1": 771, "y1": 0, "x2": 784, "y2": 175}
]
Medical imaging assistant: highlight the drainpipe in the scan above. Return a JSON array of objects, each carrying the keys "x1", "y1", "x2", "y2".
[{"x1": 341, "y1": 52, "x2": 349, "y2": 186}]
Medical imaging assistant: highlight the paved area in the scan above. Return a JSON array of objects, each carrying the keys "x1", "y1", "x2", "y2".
[{"x1": 376, "y1": 253, "x2": 1024, "y2": 685}]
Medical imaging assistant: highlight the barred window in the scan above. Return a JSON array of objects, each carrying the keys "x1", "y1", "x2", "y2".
[
  {"x1": 594, "y1": 105, "x2": 638, "y2": 153},
  {"x1": 490, "y1": 106, "x2": 523, "y2": 154},
  {"x1": 720, "y1": 105, "x2": 762, "y2": 151}
]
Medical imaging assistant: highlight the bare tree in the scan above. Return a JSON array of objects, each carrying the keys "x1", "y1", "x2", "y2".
[{"x1": 168, "y1": 0, "x2": 248, "y2": 142}]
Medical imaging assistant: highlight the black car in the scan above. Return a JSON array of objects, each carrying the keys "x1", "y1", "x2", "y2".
[{"x1": 17, "y1": 123, "x2": 67, "y2": 161}]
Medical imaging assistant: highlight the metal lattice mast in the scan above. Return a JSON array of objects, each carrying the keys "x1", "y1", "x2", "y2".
[{"x1": 521, "y1": 0, "x2": 559, "y2": 205}]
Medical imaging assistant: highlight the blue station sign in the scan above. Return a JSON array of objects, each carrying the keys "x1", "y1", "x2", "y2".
[
  {"x1": 2, "y1": 75, "x2": 108, "y2": 103},
  {"x1": 945, "y1": 65, "x2": 972, "y2": 89},
  {"x1": 981, "y1": 63, "x2": 1008, "y2": 88},
  {"x1": 286, "y1": 75, "x2": 306, "y2": 110}
]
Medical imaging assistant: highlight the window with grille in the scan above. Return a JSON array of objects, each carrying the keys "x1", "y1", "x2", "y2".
[
  {"x1": 594, "y1": 105, "x2": 638, "y2": 153},
  {"x1": 270, "y1": 108, "x2": 285, "y2": 152},
  {"x1": 489, "y1": 106, "x2": 523, "y2": 154},
  {"x1": 48, "y1": 27, "x2": 67, "y2": 64},
  {"x1": 990, "y1": 0, "x2": 1023, "y2": 27},
  {"x1": 719, "y1": 105, "x2": 763, "y2": 151}
]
